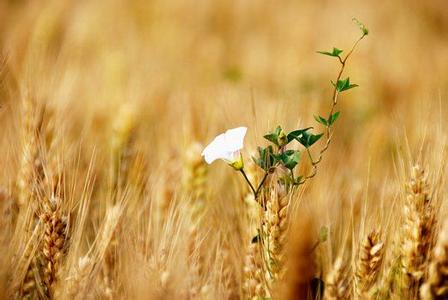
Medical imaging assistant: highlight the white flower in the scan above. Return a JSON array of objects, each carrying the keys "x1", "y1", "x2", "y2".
[{"x1": 201, "y1": 127, "x2": 247, "y2": 169}]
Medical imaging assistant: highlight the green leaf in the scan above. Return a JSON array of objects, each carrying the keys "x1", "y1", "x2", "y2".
[
  {"x1": 314, "y1": 115, "x2": 328, "y2": 126},
  {"x1": 287, "y1": 127, "x2": 312, "y2": 143},
  {"x1": 317, "y1": 47, "x2": 343, "y2": 58},
  {"x1": 317, "y1": 51, "x2": 333, "y2": 56},
  {"x1": 333, "y1": 77, "x2": 358, "y2": 92},
  {"x1": 315, "y1": 112, "x2": 340, "y2": 127},
  {"x1": 319, "y1": 226, "x2": 329, "y2": 243},
  {"x1": 329, "y1": 111, "x2": 340, "y2": 125},
  {"x1": 353, "y1": 18, "x2": 369, "y2": 36},
  {"x1": 334, "y1": 48, "x2": 343, "y2": 56},
  {"x1": 296, "y1": 131, "x2": 324, "y2": 148},
  {"x1": 307, "y1": 133, "x2": 324, "y2": 146},
  {"x1": 263, "y1": 133, "x2": 279, "y2": 146},
  {"x1": 253, "y1": 145, "x2": 275, "y2": 171},
  {"x1": 278, "y1": 150, "x2": 301, "y2": 170}
]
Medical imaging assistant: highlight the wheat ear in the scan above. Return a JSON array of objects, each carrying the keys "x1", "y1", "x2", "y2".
[
  {"x1": 264, "y1": 177, "x2": 289, "y2": 281},
  {"x1": 182, "y1": 142, "x2": 208, "y2": 297},
  {"x1": 420, "y1": 220, "x2": 448, "y2": 300},
  {"x1": 111, "y1": 103, "x2": 137, "y2": 192},
  {"x1": 354, "y1": 230, "x2": 384, "y2": 297},
  {"x1": 325, "y1": 257, "x2": 351, "y2": 300},
  {"x1": 65, "y1": 256, "x2": 92, "y2": 299},
  {"x1": 40, "y1": 196, "x2": 67, "y2": 297},
  {"x1": 16, "y1": 97, "x2": 45, "y2": 209},
  {"x1": 401, "y1": 165, "x2": 436, "y2": 293},
  {"x1": 182, "y1": 142, "x2": 208, "y2": 204},
  {"x1": 15, "y1": 100, "x2": 48, "y2": 298},
  {"x1": 243, "y1": 241, "x2": 267, "y2": 299},
  {"x1": 219, "y1": 240, "x2": 239, "y2": 299}
]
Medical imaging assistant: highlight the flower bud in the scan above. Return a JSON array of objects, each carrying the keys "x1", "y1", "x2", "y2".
[
  {"x1": 278, "y1": 129, "x2": 287, "y2": 147},
  {"x1": 229, "y1": 154, "x2": 244, "y2": 171}
]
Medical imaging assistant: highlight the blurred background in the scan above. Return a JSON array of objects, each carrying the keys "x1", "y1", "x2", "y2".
[{"x1": 0, "y1": 0, "x2": 447, "y2": 196}]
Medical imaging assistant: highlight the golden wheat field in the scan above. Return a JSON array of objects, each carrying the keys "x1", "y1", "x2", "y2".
[{"x1": 0, "y1": 0, "x2": 448, "y2": 299}]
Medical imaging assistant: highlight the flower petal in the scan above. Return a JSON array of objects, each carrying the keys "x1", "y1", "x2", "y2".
[
  {"x1": 201, "y1": 126, "x2": 247, "y2": 164},
  {"x1": 201, "y1": 133, "x2": 227, "y2": 164},
  {"x1": 223, "y1": 127, "x2": 247, "y2": 152},
  {"x1": 221, "y1": 150, "x2": 240, "y2": 163}
]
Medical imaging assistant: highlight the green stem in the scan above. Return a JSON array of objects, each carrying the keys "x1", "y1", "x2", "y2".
[
  {"x1": 239, "y1": 169, "x2": 256, "y2": 197},
  {"x1": 306, "y1": 147, "x2": 316, "y2": 166},
  {"x1": 297, "y1": 33, "x2": 366, "y2": 187},
  {"x1": 240, "y1": 169, "x2": 269, "y2": 208},
  {"x1": 255, "y1": 172, "x2": 269, "y2": 197}
]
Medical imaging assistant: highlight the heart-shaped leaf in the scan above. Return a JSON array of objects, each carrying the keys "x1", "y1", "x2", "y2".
[
  {"x1": 287, "y1": 127, "x2": 313, "y2": 143},
  {"x1": 317, "y1": 47, "x2": 343, "y2": 58}
]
